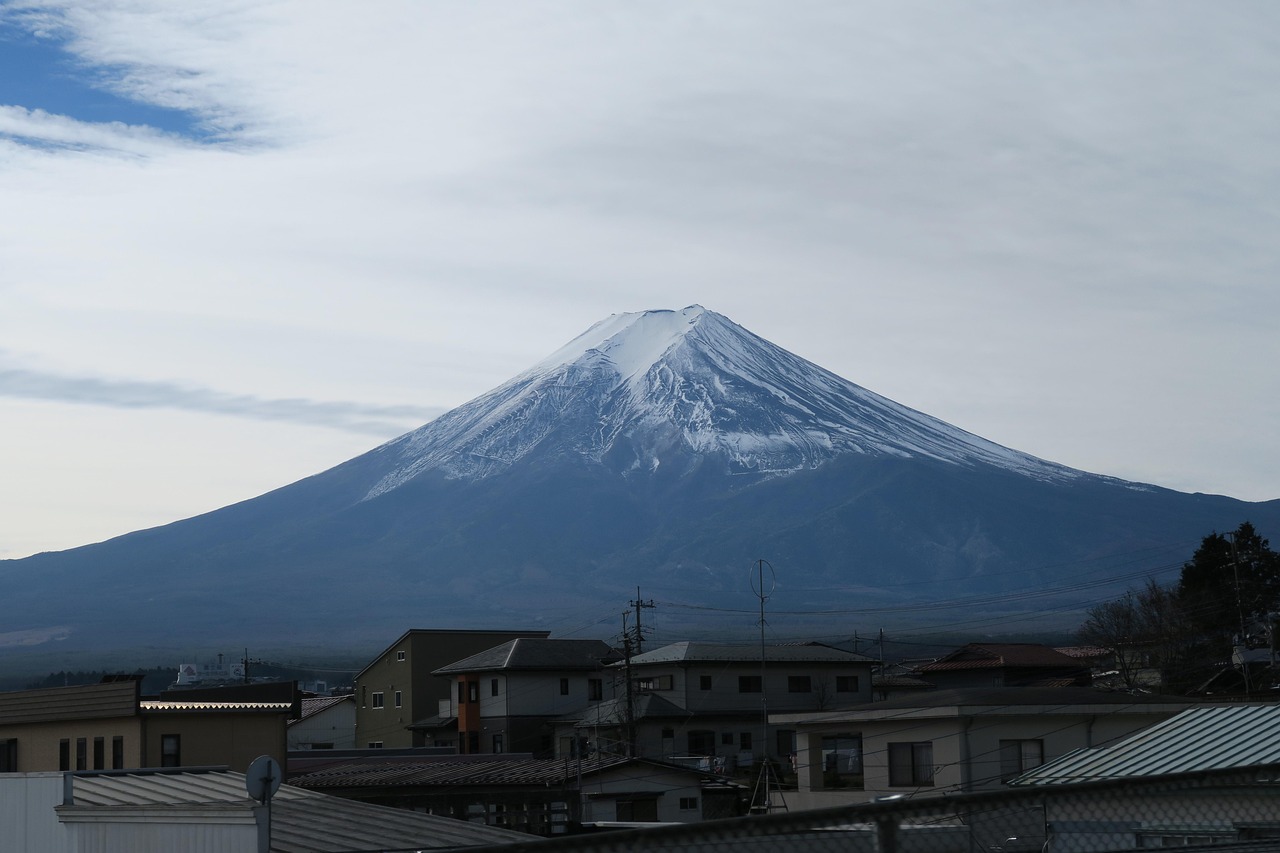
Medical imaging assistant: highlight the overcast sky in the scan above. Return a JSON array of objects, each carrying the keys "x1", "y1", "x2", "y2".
[{"x1": 1, "y1": 1, "x2": 1277, "y2": 560}]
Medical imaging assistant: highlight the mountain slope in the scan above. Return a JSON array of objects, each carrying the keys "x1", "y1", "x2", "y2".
[{"x1": 2, "y1": 306, "x2": 1276, "y2": 657}]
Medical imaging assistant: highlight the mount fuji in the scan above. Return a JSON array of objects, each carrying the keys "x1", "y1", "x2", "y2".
[{"x1": 3, "y1": 306, "x2": 1277, "y2": 658}]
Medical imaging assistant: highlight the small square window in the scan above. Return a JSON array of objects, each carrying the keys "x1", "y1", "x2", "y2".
[
  {"x1": 368, "y1": 741, "x2": 383, "y2": 749},
  {"x1": 738, "y1": 675, "x2": 762, "y2": 693},
  {"x1": 788, "y1": 675, "x2": 812, "y2": 693},
  {"x1": 699, "y1": 675, "x2": 712, "y2": 690},
  {"x1": 721, "y1": 732, "x2": 734, "y2": 746},
  {"x1": 836, "y1": 676, "x2": 859, "y2": 692},
  {"x1": 679, "y1": 797, "x2": 698, "y2": 810},
  {"x1": 396, "y1": 650, "x2": 406, "y2": 662}
]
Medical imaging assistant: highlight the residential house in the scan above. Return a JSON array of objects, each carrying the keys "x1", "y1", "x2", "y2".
[
  {"x1": 288, "y1": 694, "x2": 356, "y2": 750},
  {"x1": 289, "y1": 753, "x2": 742, "y2": 832},
  {"x1": 1010, "y1": 704, "x2": 1280, "y2": 851},
  {"x1": 0, "y1": 678, "x2": 296, "y2": 774},
  {"x1": 353, "y1": 627, "x2": 549, "y2": 749},
  {"x1": 0, "y1": 767, "x2": 527, "y2": 853},
  {"x1": 772, "y1": 686, "x2": 1194, "y2": 810},
  {"x1": 432, "y1": 637, "x2": 619, "y2": 756},
  {"x1": 910, "y1": 643, "x2": 1091, "y2": 689},
  {"x1": 571, "y1": 641, "x2": 876, "y2": 773}
]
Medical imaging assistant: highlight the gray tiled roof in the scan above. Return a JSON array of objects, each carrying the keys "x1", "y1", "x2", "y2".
[
  {"x1": 623, "y1": 641, "x2": 874, "y2": 666},
  {"x1": 63, "y1": 768, "x2": 527, "y2": 850},
  {"x1": 574, "y1": 693, "x2": 690, "y2": 727},
  {"x1": 1009, "y1": 704, "x2": 1280, "y2": 785},
  {"x1": 434, "y1": 638, "x2": 619, "y2": 675}
]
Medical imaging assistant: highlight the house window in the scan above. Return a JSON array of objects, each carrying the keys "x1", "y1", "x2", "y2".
[
  {"x1": 492, "y1": 734, "x2": 504, "y2": 754},
  {"x1": 458, "y1": 681, "x2": 466, "y2": 704},
  {"x1": 367, "y1": 741, "x2": 383, "y2": 749},
  {"x1": 699, "y1": 675, "x2": 712, "y2": 690},
  {"x1": 372, "y1": 691, "x2": 384, "y2": 709},
  {"x1": 560, "y1": 677, "x2": 570, "y2": 695},
  {"x1": 836, "y1": 676, "x2": 859, "y2": 692},
  {"x1": 661, "y1": 728, "x2": 675, "y2": 739},
  {"x1": 1000, "y1": 739, "x2": 1044, "y2": 781},
  {"x1": 468, "y1": 732, "x2": 480, "y2": 754},
  {"x1": 589, "y1": 678, "x2": 603, "y2": 701},
  {"x1": 468, "y1": 681, "x2": 479, "y2": 702},
  {"x1": 396, "y1": 650, "x2": 406, "y2": 661},
  {"x1": 637, "y1": 674, "x2": 673, "y2": 691},
  {"x1": 739, "y1": 732, "x2": 753, "y2": 751},
  {"x1": 0, "y1": 738, "x2": 16, "y2": 772},
  {"x1": 59, "y1": 739, "x2": 70, "y2": 771},
  {"x1": 112, "y1": 736, "x2": 124, "y2": 770},
  {"x1": 394, "y1": 690, "x2": 402, "y2": 709},
  {"x1": 679, "y1": 797, "x2": 699, "y2": 810},
  {"x1": 721, "y1": 732, "x2": 734, "y2": 746},
  {"x1": 888, "y1": 742, "x2": 933, "y2": 786},
  {"x1": 738, "y1": 675, "x2": 762, "y2": 693},
  {"x1": 93, "y1": 737, "x2": 104, "y2": 770},
  {"x1": 788, "y1": 675, "x2": 812, "y2": 693},
  {"x1": 688, "y1": 730, "x2": 716, "y2": 755},
  {"x1": 76, "y1": 738, "x2": 87, "y2": 770},
  {"x1": 491, "y1": 678, "x2": 500, "y2": 697},
  {"x1": 160, "y1": 734, "x2": 180, "y2": 768},
  {"x1": 616, "y1": 797, "x2": 659, "y2": 822},
  {"x1": 821, "y1": 734, "x2": 863, "y2": 788}
]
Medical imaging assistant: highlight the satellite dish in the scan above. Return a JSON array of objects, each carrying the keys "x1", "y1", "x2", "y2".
[{"x1": 245, "y1": 755, "x2": 283, "y2": 804}]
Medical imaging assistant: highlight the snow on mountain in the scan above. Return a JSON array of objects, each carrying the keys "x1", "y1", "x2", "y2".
[{"x1": 363, "y1": 305, "x2": 1083, "y2": 500}]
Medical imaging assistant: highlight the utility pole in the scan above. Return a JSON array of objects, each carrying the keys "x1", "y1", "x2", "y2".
[
  {"x1": 621, "y1": 612, "x2": 636, "y2": 758},
  {"x1": 749, "y1": 559, "x2": 784, "y2": 814},
  {"x1": 630, "y1": 588, "x2": 655, "y2": 653}
]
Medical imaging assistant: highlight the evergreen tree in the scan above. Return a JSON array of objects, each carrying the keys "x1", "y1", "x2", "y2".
[{"x1": 1176, "y1": 521, "x2": 1280, "y2": 644}]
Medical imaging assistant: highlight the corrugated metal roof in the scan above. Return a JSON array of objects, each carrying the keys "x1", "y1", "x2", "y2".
[
  {"x1": 140, "y1": 700, "x2": 293, "y2": 713},
  {"x1": 1011, "y1": 704, "x2": 1280, "y2": 785},
  {"x1": 64, "y1": 769, "x2": 527, "y2": 850},
  {"x1": 624, "y1": 641, "x2": 874, "y2": 666}
]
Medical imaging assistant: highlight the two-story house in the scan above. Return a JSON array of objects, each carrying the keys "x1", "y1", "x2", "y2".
[
  {"x1": 353, "y1": 628, "x2": 549, "y2": 749},
  {"x1": 571, "y1": 641, "x2": 876, "y2": 772},
  {"x1": 432, "y1": 637, "x2": 619, "y2": 756},
  {"x1": 773, "y1": 686, "x2": 1194, "y2": 810}
]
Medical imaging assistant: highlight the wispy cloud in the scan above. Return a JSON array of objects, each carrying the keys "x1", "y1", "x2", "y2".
[{"x1": 0, "y1": 366, "x2": 442, "y2": 435}]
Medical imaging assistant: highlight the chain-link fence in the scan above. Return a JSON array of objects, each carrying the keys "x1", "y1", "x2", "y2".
[{"x1": 445, "y1": 764, "x2": 1280, "y2": 853}]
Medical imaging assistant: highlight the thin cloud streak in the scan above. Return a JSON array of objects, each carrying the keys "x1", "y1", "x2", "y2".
[{"x1": 0, "y1": 367, "x2": 442, "y2": 435}]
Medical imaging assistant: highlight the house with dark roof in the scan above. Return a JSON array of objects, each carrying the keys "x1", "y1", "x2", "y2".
[
  {"x1": 772, "y1": 687, "x2": 1194, "y2": 810},
  {"x1": 429, "y1": 637, "x2": 620, "y2": 757},
  {"x1": 910, "y1": 643, "x2": 1091, "y2": 689},
  {"x1": 353, "y1": 628, "x2": 549, "y2": 750},
  {"x1": 567, "y1": 641, "x2": 875, "y2": 775},
  {"x1": 1009, "y1": 704, "x2": 1280, "y2": 850}
]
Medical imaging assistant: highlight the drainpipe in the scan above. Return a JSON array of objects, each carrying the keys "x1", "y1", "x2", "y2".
[{"x1": 960, "y1": 716, "x2": 974, "y2": 792}]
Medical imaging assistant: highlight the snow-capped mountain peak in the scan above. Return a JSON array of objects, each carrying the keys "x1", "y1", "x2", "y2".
[{"x1": 362, "y1": 306, "x2": 1079, "y2": 499}]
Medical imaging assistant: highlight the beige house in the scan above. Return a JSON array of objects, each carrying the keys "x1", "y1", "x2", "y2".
[
  {"x1": 353, "y1": 627, "x2": 548, "y2": 749},
  {"x1": 0, "y1": 679, "x2": 294, "y2": 774},
  {"x1": 773, "y1": 687, "x2": 1194, "y2": 810}
]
